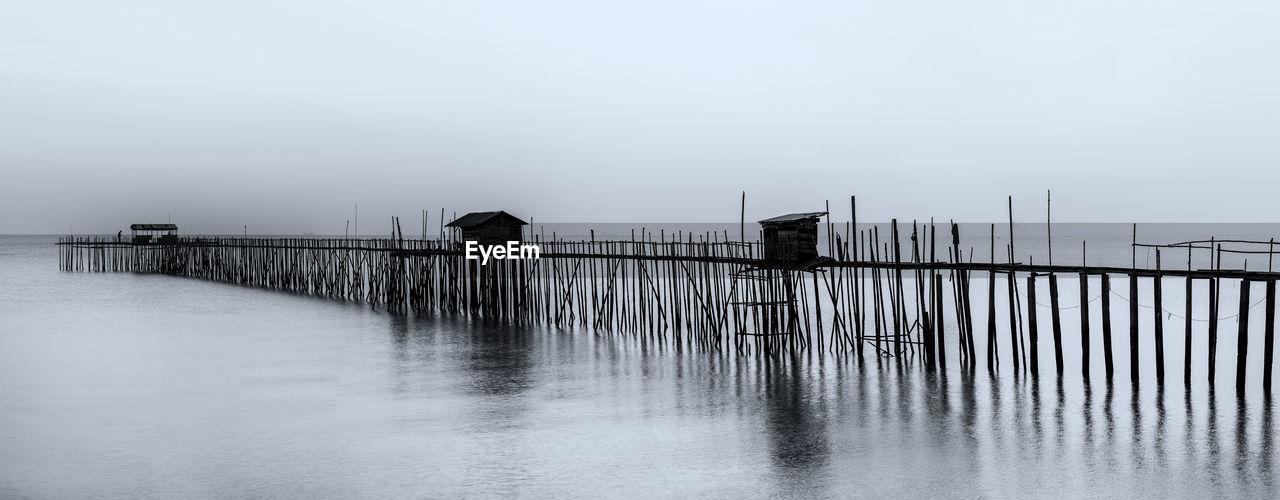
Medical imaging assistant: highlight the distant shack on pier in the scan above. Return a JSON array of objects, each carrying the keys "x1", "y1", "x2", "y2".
[
  {"x1": 759, "y1": 212, "x2": 826, "y2": 266},
  {"x1": 130, "y1": 223, "x2": 178, "y2": 244},
  {"x1": 446, "y1": 211, "x2": 528, "y2": 245}
]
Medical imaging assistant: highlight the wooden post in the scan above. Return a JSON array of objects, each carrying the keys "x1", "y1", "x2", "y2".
[
  {"x1": 1008, "y1": 266, "x2": 1020, "y2": 372},
  {"x1": 1265, "y1": 279, "x2": 1276, "y2": 394},
  {"x1": 852, "y1": 197, "x2": 863, "y2": 360},
  {"x1": 1046, "y1": 190, "x2": 1052, "y2": 266},
  {"x1": 892, "y1": 220, "x2": 905, "y2": 363},
  {"x1": 1080, "y1": 271, "x2": 1091, "y2": 381},
  {"x1": 740, "y1": 191, "x2": 746, "y2": 244},
  {"x1": 1050, "y1": 273, "x2": 1063, "y2": 376},
  {"x1": 1237, "y1": 279, "x2": 1251, "y2": 394},
  {"x1": 1209, "y1": 276, "x2": 1219, "y2": 385},
  {"x1": 988, "y1": 270, "x2": 998, "y2": 373},
  {"x1": 1131, "y1": 223, "x2": 1137, "y2": 268},
  {"x1": 1102, "y1": 274, "x2": 1115, "y2": 380},
  {"x1": 988, "y1": 224, "x2": 998, "y2": 373},
  {"x1": 935, "y1": 273, "x2": 947, "y2": 372},
  {"x1": 1185, "y1": 244, "x2": 1193, "y2": 390},
  {"x1": 873, "y1": 227, "x2": 885, "y2": 362},
  {"x1": 1129, "y1": 273, "x2": 1140, "y2": 385},
  {"x1": 1209, "y1": 242, "x2": 1220, "y2": 386},
  {"x1": 1027, "y1": 274, "x2": 1040, "y2": 376},
  {"x1": 1154, "y1": 249, "x2": 1165, "y2": 385},
  {"x1": 1009, "y1": 196, "x2": 1016, "y2": 263},
  {"x1": 955, "y1": 223, "x2": 975, "y2": 365},
  {"x1": 1007, "y1": 199, "x2": 1020, "y2": 372}
]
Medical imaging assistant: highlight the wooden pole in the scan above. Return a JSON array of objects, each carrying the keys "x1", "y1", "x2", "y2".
[
  {"x1": 1128, "y1": 223, "x2": 1139, "y2": 387},
  {"x1": 1132, "y1": 223, "x2": 1137, "y2": 269},
  {"x1": 1154, "y1": 249, "x2": 1165, "y2": 385},
  {"x1": 1185, "y1": 244, "x2": 1193, "y2": 390},
  {"x1": 1209, "y1": 242, "x2": 1220, "y2": 386},
  {"x1": 1265, "y1": 279, "x2": 1276, "y2": 394},
  {"x1": 935, "y1": 273, "x2": 947, "y2": 372},
  {"x1": 1237, "y1": 279, "x2": 1251, "y2": 394},
  {"x1": 740, "y1": 191, "x2": 746, "y2": 244},
  {"x1": 1027, "y1": 273, "x2": 1040, "y2": 376},
  {"x1": 1080, "y1": 270, "x2": 1091, "y2": 381},
  {"x1": 955, "y1": 223, "x2": 975, "y2": 365},
  {"x1": 1050, "y1": 273, "x2": 1063, "y2": 376},
  {"x1": 987, "y1": 224, "x2": 998, "y2": 373},
  {"x1": 1046, "y1": 190, "x2": 1052, "y2": 266},
  {"x1": 1007, "y1": 203, "x2": 1020, "y2": 372},
  {"x1": 1102, "y1": 273, "x2": 1115, "y2": 381},
  {"x1": 853, "y1": 196, "x2": 863, "y2": 360},
  {"x1": 892, "y1": 220, "x2": 905, "y2": 362},
  {"x1": 1129, "y1": 273, "x2": 1140, "y2": 386}
]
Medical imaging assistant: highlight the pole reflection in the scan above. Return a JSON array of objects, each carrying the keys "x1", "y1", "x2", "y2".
[{"x1": 378, "y1": 318, "x2": 1278, "y2": 497}]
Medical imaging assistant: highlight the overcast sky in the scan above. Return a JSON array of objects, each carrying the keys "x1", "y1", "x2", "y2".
[{"x1": 3, "y1": 0, "x2": 1279, "y2": 233}]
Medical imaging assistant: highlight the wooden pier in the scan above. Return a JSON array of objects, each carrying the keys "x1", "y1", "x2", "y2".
[{"x1": 58, "y1": 202, "x2": 1280, "y2": 393}]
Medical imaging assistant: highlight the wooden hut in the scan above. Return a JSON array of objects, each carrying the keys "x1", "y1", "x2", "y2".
[
  {"x1": 446, "y1": 211, "x2": 528, "y2": 245},
  {"x1": 759, "y1": 212, "x2": 826, "y2": 266},
  {"x1": 130, "y1": 223, "x2": 178, "y2": 244}
]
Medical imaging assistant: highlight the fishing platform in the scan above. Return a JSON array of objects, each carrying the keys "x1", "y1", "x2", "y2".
[{"x1": 57, "y1": 199, "x2": 1280, "y2": 394}]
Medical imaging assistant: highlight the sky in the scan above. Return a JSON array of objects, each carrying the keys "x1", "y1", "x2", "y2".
[{"x1": 3, "y1": 0, "x2": 1280, "y2": 234}]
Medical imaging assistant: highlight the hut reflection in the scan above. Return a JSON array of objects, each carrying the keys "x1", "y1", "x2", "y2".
[
  {"x1": 761, "y1": 358, "x2": 831, "y2": 483},
  {"x1": 384, "y1": 315, "x2": 535, "y2": 399},
  {"x1": 458, "y1": 320, "x2": 535, "y2": 397}
]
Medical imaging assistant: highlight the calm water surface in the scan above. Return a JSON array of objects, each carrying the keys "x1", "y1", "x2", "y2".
[{"x1": 1, "y1": 234, "x2": 1277, "y2": 498}]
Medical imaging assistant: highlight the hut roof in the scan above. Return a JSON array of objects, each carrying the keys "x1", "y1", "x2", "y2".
[
  {"x1": 445, "y1": 211, "x2": 528, "y2": 228},
  {"x1": 130, "y1": 223, "x2": 178, "y2": 231},
  {"x1": 758, "y1": 212, "x2": 827, "y2": 225}
]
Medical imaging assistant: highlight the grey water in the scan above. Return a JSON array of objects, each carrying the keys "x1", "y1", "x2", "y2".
[{"x1": 2, "y1": 228, "x2": 1278, "y2": 498}]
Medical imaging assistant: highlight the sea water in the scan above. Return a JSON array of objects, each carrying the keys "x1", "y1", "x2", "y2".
[{"x1": 2, "y1": 227, "x2": 1277, "y2": 498}]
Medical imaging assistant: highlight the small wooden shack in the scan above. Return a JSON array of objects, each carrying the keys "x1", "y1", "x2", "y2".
[
  {"x1": 759, "y1": 212, "x2": 826, "y2": 266},
  {"x1": 130, "y1": 223, "x2": 178, "y2": 244},
  {"x1": 446, "y1": 211, "x2": 528, "y2": 245}
]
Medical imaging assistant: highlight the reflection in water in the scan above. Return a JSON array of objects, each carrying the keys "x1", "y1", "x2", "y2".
[
  {"x1": 1054, "y1": 378, "x2": 1066, "y2": 465},
  {"x1": 389, "y1": 315, "x2": 534, "y2": 397},
  {"x1": 1154, "y1": 385, "x2": 1167, "y2": 470},
  {"x1": 1131, "y1": 383, "x2": 1144, "y2": 472},
  {"x1": 383, "y1": 320, "x2": 1278, "y2": 496},
  {"x1": 761, "y1": 357, "x2": 831, "y2": 492},
  {"x1": 1208, "y1": 389, "x2": 1223, "y2": 486},
  {"x1": 377, "y1": 317, "x2": 1280, "y2": 496},
  {"x1": 1237, "y1": 395, "x2": 1250, "y2": 489},
  {"x1": 1082, "y1": 381, "x2": 1096, "y2": 476},
  {"x1": 1263, "y1": 396, "x2": 1275, "y2": 487},
  {"x1": 1183, "y1": 387, "x2": 1196, "y2": 487},
  {"x1": 460, "y1": 321, "x2": 534, "y2": 397}
]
